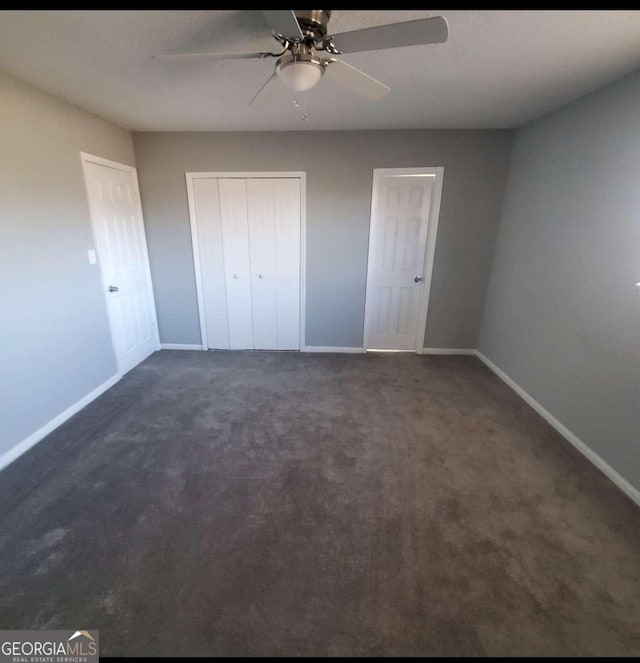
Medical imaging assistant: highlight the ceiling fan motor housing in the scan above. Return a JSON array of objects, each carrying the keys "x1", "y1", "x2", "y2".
[{"x1": 293, "y1": 10, "x2": 331, "y2": 40}]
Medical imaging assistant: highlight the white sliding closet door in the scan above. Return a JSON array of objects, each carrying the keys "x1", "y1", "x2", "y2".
[
  {"x1": 191, "y1": 175, "x2": 302, "y2": 351},
  {"x1": 218, "y1": 179, "x2": 254, "y2": 350},
  {"x1": 247, "y1": 178, "x2": 301, "y2": 350}
]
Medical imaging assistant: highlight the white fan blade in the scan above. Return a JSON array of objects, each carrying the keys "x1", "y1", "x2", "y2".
[
  {"x1": 153, "y1": 51, "x2": 272, "y2": 62},
  {"x1": 249, "y1": 72, "x2": 277, "y2": 106},
  {"x1": 330, "y1": 16, "x2": 448, "y2": 54},
  {"x1": 262, "y1": 10, "x2": 303, "y2": 39},
  {"x1": 323, "y1": 59, "x2": 390, "y2": 101}
]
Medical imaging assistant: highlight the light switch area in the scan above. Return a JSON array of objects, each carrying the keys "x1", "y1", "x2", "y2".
[{"x1": 88, "y1": 249, "x2": 97, "y2": 265}]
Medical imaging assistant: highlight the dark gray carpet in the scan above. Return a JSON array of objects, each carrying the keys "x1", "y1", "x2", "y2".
[{"x1": 0, "y1": 350, "x2": 639, "y2": 656}]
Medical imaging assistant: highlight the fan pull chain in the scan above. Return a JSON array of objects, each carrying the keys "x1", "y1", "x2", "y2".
[{"x1": 292, "y1": 93, "x2": 309, "y2": 122}]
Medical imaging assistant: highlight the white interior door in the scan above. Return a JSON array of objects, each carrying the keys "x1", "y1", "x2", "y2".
[
  {"x1": 364, "y1": 174, "x2": 435, "y2": 351},
  {"x1": 247, "y1": 178, "x2": 301, "y2": 350},
  {"x1": 82, "y1": 156, "x2": 159, "y2": 374}
]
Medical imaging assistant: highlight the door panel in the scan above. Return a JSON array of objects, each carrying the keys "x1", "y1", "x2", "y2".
[
  {"x1": 84, "y1": 160, "x2": 158, "y2": 374},
  {"x1": 247, "y1": 178, "x2": 301, "y2": 351},
  {"x1": 193, "y1": 178, "x2": 230, "y2": 349},
  {"x1": 218, "y1": 179, "x2": 254, "y2": 350},
  {"x1": 247, "y1": 179, "x2": 279, "y2": 350},
  {"x1": 273, "y1": 179, "x2": 301, "y2": 350},
  {"x1": 364, "y1": 175, "x2": 434, "y2": 351}
]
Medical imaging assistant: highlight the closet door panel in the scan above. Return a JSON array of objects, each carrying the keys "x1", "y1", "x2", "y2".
[
  {"x1": 192, "y1": 178, "x2": 230, "y2": 349},
  {"x1": 274, "y1": 179, "x2": 301, "y2": 350},
  {"x1": 218, "y1": 178, "x2": 254, "y2": 349},
  {"x1": 247, "y1": 178, "x2": 301, "y2": 351},
  {"x1": 247, "y1": 179, "x2": 278, "y2": 350}
]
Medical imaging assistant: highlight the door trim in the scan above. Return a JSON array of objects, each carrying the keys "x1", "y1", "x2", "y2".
[
  {"x1": 363, "y1": 167, "x2": 444, "y2": 354},
  {"x1": 80, "y1": 152, "x2": 161, "y2": 372},
  {"x1": 185, "y1": 171, "x2": 307, "y2": 351},
  {"x1": 80, "y1": 152, "x2": 136, "y2": 173}
]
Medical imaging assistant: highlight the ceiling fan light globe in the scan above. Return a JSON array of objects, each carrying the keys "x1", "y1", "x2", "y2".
[{"x1": 276, "y1": 60, "x2": 323, "y2": 92}]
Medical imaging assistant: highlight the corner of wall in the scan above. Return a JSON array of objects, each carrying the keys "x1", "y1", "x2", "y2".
[{"x1": 475, "y1": 130, "x2": 517, "y2": 351}]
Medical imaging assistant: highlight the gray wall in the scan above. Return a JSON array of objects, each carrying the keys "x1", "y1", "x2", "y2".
[
  {"x1": 479, "y1": 71, "x2": 640, "y2": 490},
  {"x1": 0, "y1": 70, "x2": 135, "y2": 458},
  {"x1": 133, "y1": 130, "x2": 511, "y2": 349}
]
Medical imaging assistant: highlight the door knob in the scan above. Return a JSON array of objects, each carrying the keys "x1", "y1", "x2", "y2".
[
  {"x1": 233, "y1": 274, "x2": 239, "y2": 279},
  {"x1": 414, "y1": 276, "x2": 424, "y2": 283},
  {"x1": 258, "y1": 273, "x2": 264, "y2": 279},
  {"x1": 108, "y1": 285, "x2": 119, "y2": 292}
]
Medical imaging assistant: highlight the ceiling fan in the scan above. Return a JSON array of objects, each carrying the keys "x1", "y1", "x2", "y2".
[{"x1": 155, "y1": 10, "x2": 448, "y2": 104}]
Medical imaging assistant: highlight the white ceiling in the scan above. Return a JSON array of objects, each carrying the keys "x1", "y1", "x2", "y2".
[{"x1": 1, "y1": 10, "x2": 639, "y2": 131}]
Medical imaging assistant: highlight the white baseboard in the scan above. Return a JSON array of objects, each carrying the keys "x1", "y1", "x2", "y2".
[
  {"x1": 303, "y1": 346, "x2": 476, "y2": 355},
  {"x1": 302, "y1": 346, "x2": 364, "y2": 353},
  {"x1": 160, "y1": 343, "x2": 204, "y2": 351},
  {"x1": 0, "y1": 373, "x2": 121, "y2": 473},
  {"x1": 421, "y1": 347, "x2": 477, "y2": 355},
  {"x1": 475, "y1": 350, "x2": 640, "y2": 508}
]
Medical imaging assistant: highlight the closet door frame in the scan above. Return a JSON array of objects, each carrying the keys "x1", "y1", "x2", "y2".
[{"x1": 185, "y1": 171, "x2": 307, "y2": 351}]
